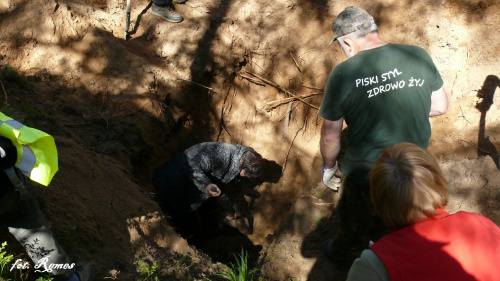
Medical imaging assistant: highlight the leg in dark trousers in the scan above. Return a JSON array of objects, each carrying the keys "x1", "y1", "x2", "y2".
[
  {"x1": 164, "y1": 204, "x2": 204, "y2": 247},
  {"x1": 325, "y1": 176, "x2": 389, "y2": 271},
  {"x1": 0, "y1": 180, "x2": 75, "y2": 280}
]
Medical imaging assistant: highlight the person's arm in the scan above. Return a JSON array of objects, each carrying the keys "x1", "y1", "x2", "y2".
[
  {"x1": 346, "y1": 249, "x2": 390, "y2": 281},
  {"x1": 429, "y1": 86, "x2": 448, "y2": 117},
  {"x1": 320, "y1": 118, "x2": 343, "y2": 169},
  {"x1": 190, "y1": 166, "x2": 213, "y2": 192}
]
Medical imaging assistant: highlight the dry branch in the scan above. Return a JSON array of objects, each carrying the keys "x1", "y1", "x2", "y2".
[
  {"x1": 282, "y1": 102, "x2": 293, "y2": 142},
  {"x1": 279, "y1": 101, "x2": 302, "y2": 122},
  {"x1": 267, "y1": 92, "x2": 318, "y2": 105},
  {"x1": 218, "y1": 86, "x2": 233, "y2": 141},
  {"x1": 302, "y1": 84, "x2": 324, "y2": 91},
  {"x1": 282, "y1": 107, "x2": 309, "y2": 172},
  {"x1": 282, "y1": 129, "x2": 300, "y2": 172},
  {"x1": 238, "y1": 73, "x2": 266, "y2": 86},
  {"x1": 177, "y1": 78, "x2": 213, "y2": 91},
  {"x1": 289, "y1": 51, "x2": 301, "y2": 73},
  {"x1": 240, "y1": 69, "x2": 318, "y2": 110},
  {"x1": 269, "y1": 95, "x2": 315, "y2": 114}
]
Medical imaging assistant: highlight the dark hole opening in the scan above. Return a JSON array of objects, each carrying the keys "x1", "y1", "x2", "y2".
[
  {"x1": 154, "y1": 159, "x2": 282, "y2": 267},
  {"x1": 160, "y1": 197, "x2": 262, "y2": 266}
]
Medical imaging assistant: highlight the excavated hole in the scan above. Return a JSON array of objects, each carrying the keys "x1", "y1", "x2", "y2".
[
  {"x1": 157, "y1": 193, "x2": 262, "y2": 267},
  {"x1": 155, "y1": 161, "x2": 282, "y2": 267}
]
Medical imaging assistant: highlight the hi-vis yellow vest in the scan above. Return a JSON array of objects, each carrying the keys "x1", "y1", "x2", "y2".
[{"x1": 0, "y1": 112, "x2": 58, "y2": 186}]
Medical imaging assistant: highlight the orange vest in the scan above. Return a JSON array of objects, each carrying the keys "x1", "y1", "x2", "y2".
[{"x1": 371, "y1": 211, "x2": 500, "y2": 281}]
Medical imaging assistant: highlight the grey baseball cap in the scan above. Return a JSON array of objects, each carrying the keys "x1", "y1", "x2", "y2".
[{"x1": 328, "y1": 6, "x2": 376, "y2": 45}]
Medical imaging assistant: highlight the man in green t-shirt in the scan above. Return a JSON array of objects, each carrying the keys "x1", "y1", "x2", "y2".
[{"x1": 319, "y1": 6, "x2": 448, "y2": 271}]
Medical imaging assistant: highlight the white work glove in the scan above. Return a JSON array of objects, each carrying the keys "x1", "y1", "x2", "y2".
[{"x1": 322, "y1": 162, "x2": 342, "y2": 192}]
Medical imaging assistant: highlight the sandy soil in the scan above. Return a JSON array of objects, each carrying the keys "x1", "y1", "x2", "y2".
[{"x1": 0, "y1": 0, "x2": 499, "y2": 280}]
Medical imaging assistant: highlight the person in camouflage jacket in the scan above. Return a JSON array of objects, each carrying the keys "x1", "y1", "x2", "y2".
[{"x1": 152, "y1": 142, "x2": 263, "y2": 233}]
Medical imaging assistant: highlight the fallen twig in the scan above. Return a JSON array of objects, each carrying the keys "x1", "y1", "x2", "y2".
[
  {"x1": 279, "y1": 101, "x2": 302, "y2": 122},
  {"x1": 282, "y1": 108, "x2": 309, "y2": 172},
  {"x1": 219, "y1": 107, "x2": 232, "y2": 138},
  {"x1": 289, "y1": 51, "x2": 301, "y2": 73},
  {"x1": 270, "y1": 95, "x2": 314, "y2": 115},
  {"x1": 177, "y1": 78, "x2": 213, "y2": 91},
  {"x1": 241, "y1": 69, "x2": 281, "y2": 89},
  {"x1": 282, "y1": 129, "x2": 300, "y2": 172},
  {"x1": 267, "y1": 92, "x2": 318, "y2": 105},
  {"x1": 302, "y1": 84, "x2": 324, "y2": 91},
  {"x1": 241, "y1": 69, "x2": 318, "y2": 110},
  {"x1": 238, "y1": 73, "x2": 266, "y2": 86},
  {"x1": 217, "y1": 87, "x2": 233, "y2": 141},
  {"x1": 282, "y1": 102, "x2": 292, "y2": 142}
]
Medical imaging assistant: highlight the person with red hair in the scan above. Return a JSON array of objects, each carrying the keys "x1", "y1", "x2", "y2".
[{"x1": 346, "y1": 143, "x2": 500, "y2": 281}]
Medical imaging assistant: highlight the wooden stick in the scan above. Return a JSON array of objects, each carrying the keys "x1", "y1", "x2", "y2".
[
  {"x1": 267, "y1": 92, "x2": 317, "y2": 104},
  {"x1": 241, "y1": 70, "x2": 318, "y2": 110},
  {"x1": 218, "y1": 87, "x2": 233, "y2": 141},
  {"x1": 267, "y1": 92, "x2": 318, "y2": 105},
  {"x1": 289, "y1": 51, "x2": 301, "y2": 73},
  {"x1": 282, "y1": 108, "x2": 309, "y2": 172},
  {"x1": 238, "y1": 73, "x2": 266, "y2": 86},
  {"x1": 282, "y1": 129, "x2": 299, "y2": 172},
  {"x1": 241, "y1": 69, "x2": 280, "y2": 88},
  {"x1": 220, "y1": 108, "x2": 232, "y2": 137},
  {"x1": 268, "y1": 95, "x2": 312, "y2": 114},
  {"x1": 282, "y1": 101, "x2": 292, "y2": 142},
  {"x1": 177, "y1": 78, "x2": 213, "y2": 91},
  {"x1": 302, "y1": 84, "x2": 324, "y2": 91},
  {"x1": 279, "y1": 101, "x2": 302, "y2": 121}
]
